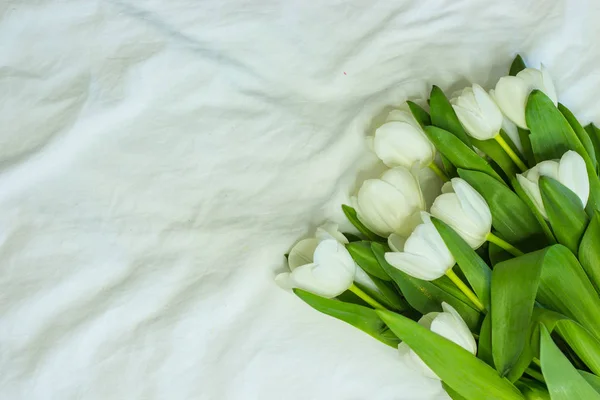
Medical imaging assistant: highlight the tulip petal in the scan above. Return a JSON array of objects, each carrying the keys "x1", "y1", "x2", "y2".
[
  {"x1": 388, "y1": 233, "x2": 407, "y2": 252},
  {"x1": 398, "y1": 343, "x2": 439, "y2": 380},
  {"x1": 374, "y1": 121, "x2": 435, "y2": 168},
  {"x1": 473, "y1": 83, "x2": 503, "y2": 133},
  {"x1": 453, "y1": 104, "x2": 494, "y2": 140},
  {"x1": 275, "y1": 272, "x2": 295, "y2": 290},
  {"x1": 452, "y1": 178, "x2": 492, "y2": 232},
  {"x1": 494, "y1": 76, "x2": 529, "y2": 129},
  {"x1": 418, "y1": 312, "x2": 440, "y2": 330},
  {"x1": 312, "y1": 239, "x2": 356, "y2": 276},
  {"x1": 315, "y1": 222, "x2": 348, "y2": 244},
  {"x1": 517, "y1": 173, "x2": 547, "y2": 219},
  {"x1": 540, "y1": 64, "x2": 558, "y2": 105},
  {"x1": 431, "y1": 303, "x2": 478, "y2": 355},
  {"x1": 384, "y1": 251, "x2": 448, "y2": 281},
  {"x1": 430, "y1": 193, "x2": 484, "y2": 248},
  {"x1": 381, "y1": 167, "x2": 427, "y2": 210},
  {"x1": 403, "y1": 221, "x2": 455, "y2": 269},
  {"x1": 356, "y1": 180, "x2": 397, "y2": 236},
  {"x1": 289, "y1": 262, "x2": 352, "y2": 298},
  {"x1": 288, "y1": 238, "x2": 318, "y2": 270},
  {"x1": 558, "y1": 150, "x2": 590, "y2": 208},
  {"x1": 417, "y1": 167, "x2": 443, "y2": 210}
]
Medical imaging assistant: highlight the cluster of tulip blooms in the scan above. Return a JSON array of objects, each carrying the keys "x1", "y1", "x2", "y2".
[{"x1": 276, "y1": 55, "x2": 600, "y2": 399}]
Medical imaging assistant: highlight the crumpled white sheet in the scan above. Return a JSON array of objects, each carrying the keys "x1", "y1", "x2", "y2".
[{"x1": 1, "y1": 0, "x2": 599, "y2": 399}]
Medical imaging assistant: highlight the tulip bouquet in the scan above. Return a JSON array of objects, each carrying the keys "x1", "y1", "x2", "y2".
[{"x1": 276, "y1": 55, "x2": 600, "y2": 399}]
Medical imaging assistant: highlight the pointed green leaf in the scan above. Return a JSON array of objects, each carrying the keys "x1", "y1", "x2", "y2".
[
  {"x1": 355, "y1": 274, "x2": 408, "y2": 312},
  {"x1": 372, "y1": 242, "x2": 482, "y2": 331},
  {"x1": 429, "y1": 86, "x2": 472, "y2": 147},
  {"x1": 491, "y1": 248, "x2": 545, "y2": 376},
  {"x1": 425, "y1": 127, "x2": 505, "y2": 184},
  {"x1": 518, "y1": 127, "x2": 535, "y2": 168},
  {"x1": 443, "y1": 382, "x2": 468, "y2": 400},
  {"x1": 432, "y1": 217, "x2": 491, "y2": 310},
  {"x1": 509, "y1": 55, "x2": 527, "y2": 76},
  {"x1": 579, "y1": 211, "x2": 600, "y2": 294},
  {"x1": 536, "y1": 245, "x2": 600, "y2": 339},
  {"x1": 341, "y1": 204, "x2": 384, "y2": 242},
  {"x1": 442, "y1": 154, "x2": 458, "y2": 179},
  {"x1": 525, "y1": 90, "x2": 600, "y2": 214},
  {"x1": 346, "y1": 241, "x2": 390, "y2": 281},
  {"x1": 559, "y1": 103, "x2": 597, "y2": 168},
  {"x1": 294, "y1": 289, "x2": 400, "y2": 347},
  {"x1": 539, "y1": 176, "x2": 589, "y2": 255},
  {"x1": 540, "y1": 325, "x2": 600, "y2": 400},
  {"x1": 458, "y1": 169, "x2": 547, "y2": 249},
  {"x1": 376, "y1": 310, "x2": 524, "y2": 400},
  {"x1": 584, "y1": 123, "x2": 600, "y2": 166},
  {"x1": 407, "y1": 101, "x2": 431, "y2": 128},
  {"x1": 514, "y1": 379, "x2": 551, "y2": 400},
  {"x1": 478, "y1": 313, "x2": 494, "y2": 367}
]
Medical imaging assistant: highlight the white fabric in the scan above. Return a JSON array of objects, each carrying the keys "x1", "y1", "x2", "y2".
[{"x1": 1, "y1": 1, "x2": 599, "y2": 399}]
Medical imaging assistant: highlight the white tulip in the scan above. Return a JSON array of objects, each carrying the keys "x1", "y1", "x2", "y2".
[
  {"x1": 494, "y1": 66, "x2": 558, "y2": 129},
  {"x1": 489, "y1": 89, "x2": 524, "y2": 154},
  {"x1": 384, "y1": 213, "x2": 455, "y2": 281},
  {"x1": 451, "y1": 84, "x2": 504, "y2": 140},
  {"x1": 352, "y1": 167, "x2": 426, "y2": 238},
  {"x1": 371, "y1": 106, "x2": 436, "y2": 168},
  {"x1": 430, "y1": 178, "x2": 492, "y2": 249},
  {"x1": 398, "y1": 302, "x2": 477, "y2": 380},
  {"x1": 517, "y1": 150, "x2": 589, "y2": 219},
  {"x1": 276, "y1": 223, "x2": 356, "y2": 298}
]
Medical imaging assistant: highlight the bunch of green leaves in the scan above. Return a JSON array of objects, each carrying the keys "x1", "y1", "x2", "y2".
[{"x1": 289, "y1": 54, "x2": 600, "y2": 399}]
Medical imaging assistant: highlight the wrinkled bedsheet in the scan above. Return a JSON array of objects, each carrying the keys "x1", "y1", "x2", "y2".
[{"x1": 1, "y1": 0, "x2": 599, "y2": 399}]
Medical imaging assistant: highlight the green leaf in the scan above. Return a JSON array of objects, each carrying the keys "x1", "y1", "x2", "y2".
[
  {"x1": 526, "y1": 90, "x2": 600, "y2": 214},
  {"x1": 540, "y1": 325, "x2": 600, "y2": 400},
  {"x1": 458, "y1": 169, "x2": 547, "y2": 250},
  {"x1": 341, "y1": 205, "x2": 384, "y2": 242},
  {"x1": 536, "y1": 245, "x2": 600, "y2": 339},
  {"x1": 579, "y1": 371, "x2": 600, "y2": 394},
  {"x1": 533, "y1": 308, "x2": 600, "y2": 376},
  {"x1": 579, "y1": 211, "x2": 600, "y2": 294},
  {"x1": 294, "y1": 289, "x2": 400, "y2": 347},
  {"x1": 509, "y1": 54, "x2": 527, "y2": 76},
  {"x1": 407, "y1": 101, "x2": 431, "y2": 128},
  {"x1": 346, "y1": 241, "x2": 390, "y2": 281},
  {"x1": 372, "y1": 242, "x2": 482, "y2": 331},
  {"x1": 376, "y1": 310, "x2": 524, "y2": 400},
  {"x1": 518, "y1": 127, "x2": 535, "y2": 168},
  {"x1": 478, "y1": 313, "x2": 494, "y2": 367},
  {"x1": 539, "y1": 177, "x2": 589, "y2": 255},
  {"x1": 470, "y1": 135, "x2": 520, "y2": 179},
  {"x1": 442, "y1": 154, "x2": 458, "y2": 179},
  {"x1": 425, "y1": 127, "x2": 505, "y2": 184},
  {"x1": 491, "y1": 249, "x2": 545, "y2": 376},
  {"x1": 584, "y1": 123, "x2": 600, "y2": 167},
  {"x1": 432, "y1": 217, "x2": 491, "y2": 310},
  {"x1": 443, "y1": 382, "x2": 469, "y2": 400},
  {"x1": 559, "y1": 103, "x2": 597, "y2": 168},
  {"x1": 429, "y1": 86, "x2": 472, "y2": 147}
]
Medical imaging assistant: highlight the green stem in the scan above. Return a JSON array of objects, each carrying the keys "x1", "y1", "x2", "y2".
[
  {"x1": 349, "y1": 284, "x2": 386, "y2": 310},
  {"x1": 487, "y1": 232, "x2": 524, "y2": 257},
  {"x1": 494, "y1": 134, "x2": 528, "y2": 172},
  {"x1": 429, "y1": 162, "x2": 450, "y2": 182},
  {"x1": 445, "y1": 269, "x2": 485, "y2": 312},
  {"x1": 525, "y1": 367, "x2": 545, "y2": 383}
]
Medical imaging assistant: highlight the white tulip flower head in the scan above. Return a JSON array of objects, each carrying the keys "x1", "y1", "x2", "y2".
[
  {"x1": 452, "y1": 84, "x2": 504, "y2": 141},
  {"x1": 517, "y1": 150, "x2": 589, "y2": 219}
]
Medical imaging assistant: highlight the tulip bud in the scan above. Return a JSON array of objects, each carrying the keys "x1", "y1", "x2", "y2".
[
  {"x1": 276, "y1": 223, "x2": 356, "y2": 298},
  {"x1": 517, "y1": 150, "x2": 589, "y2": 219},
  {"x1": 398, "y1": 302, "x2": 477, "y2": 379},
  {"x1": 371, "y1": 106, "x2": 436, "y2": 168},
  {"x1": 494, "y1": 66, "x2": 558, "y2": 129},
  {"x1": 384, "y1": 213, "x2": 455, "y2": 281},
  {"x1": 352, "y1": 167, "x2": 426, "y2": 237},
  {"x1": 451, "y1": 84, "x2": 504, "y2": 140},
  {"x1": 430, "y1": 178, "x2": 492, "y2": 249}
]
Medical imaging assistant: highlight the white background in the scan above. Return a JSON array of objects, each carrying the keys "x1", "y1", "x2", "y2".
[{"x1": 1, "y1": 0, "x2": 599, "y2": 399}]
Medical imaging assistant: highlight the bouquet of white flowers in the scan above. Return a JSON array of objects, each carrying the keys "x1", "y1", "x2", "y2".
[{"x1": 276, "y1": 55, "x2": 600, "y2": 399}]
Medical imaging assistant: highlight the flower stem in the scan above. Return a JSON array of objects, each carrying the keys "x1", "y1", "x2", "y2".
[
  {"x1": 349, "y1": 284, "x2": 386, "y2": 310},
  {"x1": 486, "y1": 232, "x2": 524, "y2": 257},
  {"x1": 494, "y1": 134, "x2": 528, "y2": 172},
  {"x1": 445, "y1": 269, "x2": 485, "y2": 312},
  {"x1": 428, "y1": 162, "x2": 450, "y2": 182}
]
